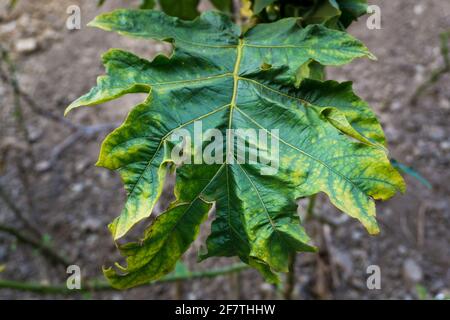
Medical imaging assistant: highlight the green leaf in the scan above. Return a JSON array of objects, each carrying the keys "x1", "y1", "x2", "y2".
[
  {"x1": 104, "y1": 165, "x2": 212, "y2": 288},
  {"x1": 8, "y1": 0, "x2": 18, "y2": 10},
  {"x1": 159, "y1": 0, "x2": 200, "y2": 20},
  {"x1": 67, "y1": 10, "x2": 405, "y2": 289},
  {"x1": 210, "y1": 0, "x2": 233, "y2": 12},
  {"x1": 173, "y1": 261, "x2": 190, "y2": 276},
  {"x1": 139, "y1": 0, "x2": 156, "y2": 9},
  {"x1": 253, "y1": 0, "x2": 276, "y2": 14},
  {"x1": 300, "y1": 0, "x2": 342, "y2": 27},
  {"x1": 97, "y1": 0, "x2": 156, "y2": 9},
  {"x1": 338, "y1": 0, "x2": 368, "y2": 28},
  {"x1": 249, "y1": 0, "x2": 368, "y2": 29}
]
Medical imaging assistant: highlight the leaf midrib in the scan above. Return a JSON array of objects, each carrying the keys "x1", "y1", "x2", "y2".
[{"x1": 113, "y1": 32, "x2": 372, "y2": 238}]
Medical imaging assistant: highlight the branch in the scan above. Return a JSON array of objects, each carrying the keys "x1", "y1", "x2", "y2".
[
  {"x1": 410, "y1": 31, "x2": 450, "y2": 105},
  {"x1": 305, "y1": 194, "x2": 317, "y2": 221},
  {"x1": 0, "y1": 185, "x2": 41, "y2": 239},
  {"x1": 0, "y1": 45, "x2": 118, "y2": 133},
  {"x1": 283, "y1": 253, "x2": 297, "y2": 300},
  {"x1": 0, "y1": 263, "x2": 249, "y2": 295},
  {"x1": 0, "y1": 223, "x2": 70, "y2": 267}
]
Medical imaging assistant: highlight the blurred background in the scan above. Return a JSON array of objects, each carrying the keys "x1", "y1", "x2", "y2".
[{"x1": 0, "y1": 0, "x2": 449, "y2": 299}]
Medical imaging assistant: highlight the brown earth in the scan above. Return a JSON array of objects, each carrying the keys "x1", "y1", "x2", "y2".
[{"x1": 0, "y1": 0, "x2": 449, "y2": 299}]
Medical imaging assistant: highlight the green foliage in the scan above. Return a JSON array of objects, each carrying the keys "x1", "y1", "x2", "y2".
[
  {"x1": 210, "y1": 0, "x2": 233, "y2": 12},
  {"x1": 249, "y1": 0, "x2": 368, "y2": 29},
  {"x1": 159, "y1": 0, "x2": 200, "y2": 20},
  {"x1": 8, "y1": 0, "x2": 18, "y2": 10},
  {"x1": 98, "y1": 0, "x2": 156, "y2": 10},
  {"x1": 97, "y1": 0, "x2": 232, "y2": 19},
  {"x1": 139, "y1": 0, "x2": 156, "y2": 9},
  {"x1": 66, "y1": 9, "x2": 405, "y2": 289}
]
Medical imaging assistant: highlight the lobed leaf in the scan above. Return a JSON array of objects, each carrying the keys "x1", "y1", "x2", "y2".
[{"x1": 66, "y1": 10, "x2": 404, "y2": 289}]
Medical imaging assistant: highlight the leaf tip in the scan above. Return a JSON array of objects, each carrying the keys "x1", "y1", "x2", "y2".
[
  {"x1": 63, "y1": 103, "x2": 76, "y2": 116},
  {"x1": 368, "y1": 52, "x2": 378, "y2": 61},
  {"x1": 87, "y1": 16, "x2": 102, "y2": 29},
  {"x1": 368, "y1": 223, "x2": 380, "y2": 236}
]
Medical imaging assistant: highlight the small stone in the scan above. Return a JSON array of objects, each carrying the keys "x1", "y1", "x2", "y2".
[
  {"x1": 260, "y1": 283, "x2": 273, "y2": 294},
  {"x1": 398, "y1": 245, "x2": 407, "y2": 255},
  {"x1": 385, "y1": 126, "x2": 401, "y2": 143},
  {"x1": 413, "y1": 5, "x2": 424, "y2": 15},
  {"x1": 390, "y1": 100, "x2": 402, "y2": 111},
  {"x1": 187, "y1": 292, "x2": 197, "y2": 300},
  {"x1": 403, "y1": 258, "x2": 423, "y2": 284},
  {"x1": 28, "y1": 126, "x2": 43, "y2": 143},
  {"x1": 435, "y1": 291, "x2": 450, "y2": 300},
  {"x1": 429, "y1": 126, "x2": 445, "y2": 141},
  {"x1": 351, "y1": 230, "x2": 363, "y2": 242},
  {"x1": 15, "y1": 38, "x2": 38, "y2": 53},
  {"x1": 440, "y1": 141, "x2": 450, "y2": 151},
  {"x1": 71, "y1": 182, "x2": 84, "y2": 193},
  {"x1": 35, "y1": 161, "x2": 51, "y2": 172},
  {"x1": 81, "y1": 218, "x2": 102, "y2": 232},
  {"x1": 333, "y1": 250, "x2": 353, "y2": 280},
  {"x1": 0, "y1": 20, "x2": 17, "y2": 34},
  {"x1": 439, "y1": 99, "x2": 450, "y2": 110}
]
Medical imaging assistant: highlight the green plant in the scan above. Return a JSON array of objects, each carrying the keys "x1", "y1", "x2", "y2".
[
  {"x1": 98, "y1": 0, "x2": 233, "y2": 19},
  {"x1": 65, "y1": 0, "x2": 406, "y2": 289}
]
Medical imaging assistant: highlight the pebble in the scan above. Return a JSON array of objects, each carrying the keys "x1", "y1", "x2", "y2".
[
  {"x1": 390, "y1": 100, "x2": 402, "y2": 111},
  {"x1": 71, "y1": 182, "x2": 85, "y2": 193},
  {"x1": 0, "y1": 20, "x2": 17, "y2": 34},
  {"x1": 260, "y1": 283, "x2": 273, "y2": 294},
  {"x1": 385, "y1": 126, "x2": 401, "y2": 143},
  {"x1": 403, "y1": 258, "x2": 423, "y2": 284},
  {"x1": 429, "y1": 126, "x2": 445, "y2": 141},
  {"x1": 35, "y1": 160, "x2": 51, "y2": 172},
  {"x1": 333, "y1": 250, "x2": 353, "y2": 280},
  {"x1": 15, "y1": 38, "x2": 38, "y2": 53},
  {"x1": 413, "y1": 5, "x2": 425, "y2": 15},
  {"x1": 398, "y1": 245, "x2": 407, "y2": 255},
  {"x1": 439, "y1": 99, "x2": 450, "y2": 110},
  {"x1": 81, "y1": 217, "x2": 102, "y2": 232},
  {"x1": 440, "y1": 141, "x2": 450, "y2": 151}
]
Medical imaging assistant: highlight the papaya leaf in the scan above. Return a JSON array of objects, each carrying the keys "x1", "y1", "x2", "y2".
[
  {"x1": 249, "y1": 0, "x2": 368, "y2": 29},
  {"x1": 253, "y1": 0, "x2": 276, "y2": 14},
  {"x1": 210, "y1": 0, "x2": 233, "y2": 12},
  {"x1": 139, "y1": 0, "x2": 156, "y2": 10},
  {"x1": 338, "y1": 0, "x2": 368, "y2": 28},
  {"x1": 66, "y1": 10, "x2": 405, "y2": 289},
  {"x1": 159, "y1": 0, "x2": 200, "y2": 20}
]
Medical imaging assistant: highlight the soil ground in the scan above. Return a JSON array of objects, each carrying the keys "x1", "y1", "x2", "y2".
[{"x1": 0, "y1": 0, "x2": 449, "y2": 299}]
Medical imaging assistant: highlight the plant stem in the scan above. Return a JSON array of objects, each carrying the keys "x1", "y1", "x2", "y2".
[
  {"x1": 410, "y1": 31, "x2": 450, "y2": 105},
  {"x1": 0, "y1": 185, "x2": 42, "y2": 239},
  {"x1": 0, "y1": 223, "x2": 70, "y2": 267},
  {"x1": 0, "y1": 263, "x2": 249, "y2": 295},
  {"x1": 283, "y1": 253, "x2": 297, "y2": 300},
  {"x1": 306, "y1": 194, "x2": 317, "y2": 221}
]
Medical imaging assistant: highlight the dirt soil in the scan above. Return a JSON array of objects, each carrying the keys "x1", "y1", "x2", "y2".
[{"x1": 0, "y1": 0, "x2": 449, "y2": 300}]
